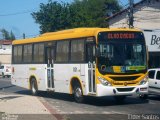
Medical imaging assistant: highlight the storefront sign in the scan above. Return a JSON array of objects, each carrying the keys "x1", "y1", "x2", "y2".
[
  {"x1": 150, "y1": 35, "x2": 160, "y2": 48},
  {"x1": 143, "y1": 31, "x2": 160, "y2": 52}
]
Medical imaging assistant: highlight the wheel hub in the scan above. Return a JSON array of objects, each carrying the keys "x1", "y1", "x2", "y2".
[{"x1": 75, "y1": 88, "x2": 82, "y2": 97}]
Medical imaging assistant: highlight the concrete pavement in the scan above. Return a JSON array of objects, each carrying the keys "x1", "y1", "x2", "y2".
[{"x1": 0, "y1": 92, "x2": 58, "y2": 120}]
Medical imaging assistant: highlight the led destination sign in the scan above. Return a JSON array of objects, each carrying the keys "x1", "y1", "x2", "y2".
[
  {"x1": 98, "y1": 31, "x2": 145, "y2": 42},
  {"x1": 107, "y1": 33, "x2": 135, "y2": 39}
]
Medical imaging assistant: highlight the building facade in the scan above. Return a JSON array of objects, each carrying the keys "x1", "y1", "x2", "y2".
[
  {"x1": 107, "y1": 0, "x2": 160, "y2": 68},
  {"x1": 0, "y1": 40, "x2": 12, "y2": 65}
]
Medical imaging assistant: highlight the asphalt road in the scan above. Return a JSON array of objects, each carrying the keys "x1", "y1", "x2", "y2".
[{"x1": 0, "y1": 77, "x2": 160, "y2": 120}]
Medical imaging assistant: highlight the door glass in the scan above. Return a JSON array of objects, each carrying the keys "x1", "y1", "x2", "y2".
[
  {"x1": 47, "y1": 48, "x2": 51, "y2": 64},
  {"x1": 87, "y1": 43, "x2": 95, "y2": 63},
  {"x1": 156, "y1": 71, "x2": 160, "y2": 80},
  {"x1": 46, "y1": 47, "x2": 55, "y2": 64},
  {"x1": 148, "y1": 70, "x2": 155, "y2": 79}
]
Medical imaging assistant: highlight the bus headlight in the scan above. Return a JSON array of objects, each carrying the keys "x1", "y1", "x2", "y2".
[
  {"x1": 139, "y1": 76, "x2": 148, "y2": 85},
  {"x1": 98, "y1": 76, "x2": 111, "y2": 86}
]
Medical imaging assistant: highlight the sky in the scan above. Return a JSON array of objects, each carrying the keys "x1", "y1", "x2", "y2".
[{"x1": 0, "y1": 0, "x2": 140, "y2": 39}]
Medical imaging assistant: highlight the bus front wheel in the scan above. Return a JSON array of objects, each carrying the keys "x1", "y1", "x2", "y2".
[
  {"x1": 30, "y1": 78, "x2": 38, "y2": 95},
  {"x1": 139, "y1": 94, "x2": 148, "y2": 100},
  {"x1": 73, "y1": 84, "x2": 84, "y2": 103}
]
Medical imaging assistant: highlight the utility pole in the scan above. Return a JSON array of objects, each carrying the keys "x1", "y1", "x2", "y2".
[
  {"x1": 128, "y1": 0, "x2": 134, "y2": 28},
  {"x1": 23, "y1": 33, "x2": 25, "y2": 39}
]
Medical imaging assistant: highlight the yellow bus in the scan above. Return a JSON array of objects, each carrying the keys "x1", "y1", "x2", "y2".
[{"x1": 11, "y1": 28, "x2": 148, "y2": 102}]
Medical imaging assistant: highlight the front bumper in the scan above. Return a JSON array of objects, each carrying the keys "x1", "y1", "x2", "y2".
[{"x1": 96, "y1": 82, "x2": 148, "y2": 96}]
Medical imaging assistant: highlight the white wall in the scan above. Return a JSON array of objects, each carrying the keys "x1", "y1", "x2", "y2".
[
  {"x1": 109, "y1": 0, "x2": 160, "y2": 30},
  {"x1": 0, "y1": 45, "x2": 12, "y2": 64},
  {"x1": 143, "y1": 30, "x2": 160, "y2": 52}
]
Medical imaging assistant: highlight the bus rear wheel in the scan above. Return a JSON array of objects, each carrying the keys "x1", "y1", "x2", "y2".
[
  {"x1": 30, "y1": 78, "x2": 38, "y2": 95},
  {"x1": 73, "y1": 84, "x2": 84, "y2": 103}
]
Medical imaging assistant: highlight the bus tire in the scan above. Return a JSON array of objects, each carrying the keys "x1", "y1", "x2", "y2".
[
  {"x1": 30, "y1": 78, "x2": 38, "y2": 95},
  {"x1": 139, "y1": 94, "x2": 148, "y2": 100},
  {"x1": 73, "y1": 84, "x2": 84, "y2": 103}
]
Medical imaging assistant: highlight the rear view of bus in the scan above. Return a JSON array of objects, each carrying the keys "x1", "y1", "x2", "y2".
[{"x1": 95, "y1": 30, "x2": 148, "y2": 100}]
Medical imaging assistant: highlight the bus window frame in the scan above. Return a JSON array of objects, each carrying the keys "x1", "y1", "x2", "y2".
[
  {"x1": 70, "y1": 38, "x2": 86, "y2": 63},
  {"x1": 33, "y1": 43, "x2": 45, "y2": 64},
  {"x1": 23, "y1": 43, "x2": 33, "y2": 63},
  {"x1": 55, "y1": 40, "x2": 70, "y2": 63},
  {"x1": 12, "y1": 36, "x2": 96, "y2": 64},
  {"x1": 12, "y1": 45, "x2": 23, "y2": 64}
]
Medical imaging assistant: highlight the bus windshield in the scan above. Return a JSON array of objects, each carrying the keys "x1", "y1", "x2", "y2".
[{"x1": 97, "y1": 31, "x2": 147, "y2": 74}]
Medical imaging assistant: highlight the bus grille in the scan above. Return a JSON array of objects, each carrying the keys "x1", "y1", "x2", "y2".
[
  {"x1": 116, "y1": 87, "x2": 134, "y2": 92},
  {"x1": 109, "y1": 76, "x2": 140, "y2": 81}
]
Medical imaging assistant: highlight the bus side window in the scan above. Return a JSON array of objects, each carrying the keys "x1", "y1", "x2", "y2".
[
  {"x1": 13, "y1": 45, "x2": 23, "y2": 64},
  {"x1": 33, "y1": 43, "x2": 44, "y2": 63},
  {"x1": 70, "y1": 39, "x2": 85, "y2": 62},
  {"x1": 56, "y1": 41, "x2": 69, "y2": 63}
]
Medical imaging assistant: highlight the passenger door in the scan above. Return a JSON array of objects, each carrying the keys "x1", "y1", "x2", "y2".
[
  {"x1": 87, "y1": 42, "x2": 96, "y2": 93},
  {"x1": 46, "y1": 47, "x2": 55, "y2": 89}
]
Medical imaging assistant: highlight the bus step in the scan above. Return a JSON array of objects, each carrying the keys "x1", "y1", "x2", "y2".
[
  {"x1": 88, "y1": 92, "x2": 96, "y2": 95},
  {"x1": 47, "y1": 88, "x2": 55, "y2": 91}
]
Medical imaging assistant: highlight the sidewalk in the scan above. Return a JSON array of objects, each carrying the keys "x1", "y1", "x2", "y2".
[{"x1": 0, "y1": 93, "x2": 57, "y2": 120}]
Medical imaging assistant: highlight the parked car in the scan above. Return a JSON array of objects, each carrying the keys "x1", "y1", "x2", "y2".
[
  {"x1": 0, "y1": 64, "x2": 11, "y2": 78},
  {"x1": 148, "y1": 68, "x2": 160, "y2": 94}
]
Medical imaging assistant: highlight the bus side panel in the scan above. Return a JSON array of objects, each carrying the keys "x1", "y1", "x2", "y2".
[
  {"x1": 54, "y1": 64, "x2": 89, "y2": 95},
  {"x1": 11, "y1": 64, "x2": 47, "y2": 91},
  {"x1": 28, "y1": 64, "x2": 47, "y2": 91},
  {"x1": 11, "y1": 64, "x2": 28, "y2": 89}
]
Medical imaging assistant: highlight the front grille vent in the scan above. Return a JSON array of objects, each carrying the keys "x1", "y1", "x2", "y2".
[
  {"x1": 116, "y1": 87, "x2": 134, "y2": 92},
  {"x1": 109, "y1": 76, "x2": 140, "y2": 81}
]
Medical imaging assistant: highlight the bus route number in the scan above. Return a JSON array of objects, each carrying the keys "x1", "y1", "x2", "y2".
[{"x1": 73, "y1": 67, "x2": 77, "y2": 72}]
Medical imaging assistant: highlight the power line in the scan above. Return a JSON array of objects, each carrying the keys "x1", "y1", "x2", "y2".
[
  {"x1": 0, "y1": 9, "x2": 37, "y2": 17},
  {"x1": 118, "y1": 0, "x2": 129, "y2": 9}
]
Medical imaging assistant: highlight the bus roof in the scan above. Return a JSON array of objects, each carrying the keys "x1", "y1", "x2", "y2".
[{"x1": 13, "y1": 28, "x2": 142, "y2": 45}]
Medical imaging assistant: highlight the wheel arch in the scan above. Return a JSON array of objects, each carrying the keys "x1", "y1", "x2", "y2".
[
  {"x1": 29, "y1": 75, "x2": 38, "y2": 90},
  {"x1": 69, "y1": 76, "x2": 84, "y2": 95}
]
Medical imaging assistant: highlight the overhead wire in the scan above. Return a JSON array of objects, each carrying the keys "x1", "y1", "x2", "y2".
[
  {"x1": 0, "y1": 10, "x2": 33, "y2": 17},
  {"x1": 0, "y1": 7, "x2": 40, "y2": 17},
  {"x1": 0, "y1": 8, "x2": 40, "y2": 39}
]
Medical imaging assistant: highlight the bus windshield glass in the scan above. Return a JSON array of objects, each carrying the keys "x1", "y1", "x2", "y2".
[{"x1": 97, "y1": 31, "x2": 147, "y2": 74}]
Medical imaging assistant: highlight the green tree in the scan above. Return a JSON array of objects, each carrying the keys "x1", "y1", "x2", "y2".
[
  {"x1": 1, "y1": 29, "x2": 10, "y2": 40},
  {"x1": 32, "y1": 0, "x2": 121, "y2": 33},
  {"x1": 32, "y1": 1, "x2": 71, "y2": 33},
  {"x1": 0, "y1": 29, "x2": 16, "y2": 40},
  {"x1": 10, "y1": 31, "x2": 16, "y2": 40}
]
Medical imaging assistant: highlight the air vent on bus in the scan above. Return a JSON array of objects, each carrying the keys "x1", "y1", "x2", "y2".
[
  {"x1": 116, "y1": 87, "x2": 135, "y2": 92},
  {"x1": 109, "y1": 76, "x2": 140, "y2": 81}
]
